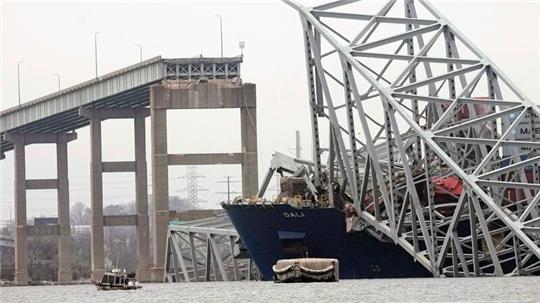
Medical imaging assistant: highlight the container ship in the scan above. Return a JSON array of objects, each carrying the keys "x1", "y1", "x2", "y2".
[
  {"x1": 223, "y1": 200, "x2": 431, "y2": 280},
  {"x1": 222, "y1": 152, "x2": 443, "y2": 280},
  {"x1": 223, "y1": 143, "x2": 538, "y2": 280},
  {"x1": 221, "y1": 0, "x2": 540, "y2": 280}
]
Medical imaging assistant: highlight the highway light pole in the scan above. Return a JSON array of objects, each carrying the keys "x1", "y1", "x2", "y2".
[
  {"x1": 239, "y1": 41, "x2": 245, "y2": 57},
  {"x1": 17, "y1": 61, "x2": 23, "y2": 106},
  {"x1": 94, "y1": 32, "x2": 100, "y2": 78},
  {"x1": 215, "y1": 15, "x2": 223, "y2": 58},
  {"x1": 135, "y1": 44, "x2": 143, "y2": 62},
  {"x1": 53, "y1": 73, "x2": 61, "y2": 91}
]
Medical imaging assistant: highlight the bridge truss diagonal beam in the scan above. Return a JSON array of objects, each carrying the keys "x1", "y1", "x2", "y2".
[
  {"x1": 284, "y1": 0, "x2": 540, "y2": 277},
  {"x1": 164, "y1": 214, "x2": 259, "y2": 282}
]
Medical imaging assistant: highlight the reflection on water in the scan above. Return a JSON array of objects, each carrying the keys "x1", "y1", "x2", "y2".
[{"x1": 1, "y1": 277, "x2": 539, "y2": 303}]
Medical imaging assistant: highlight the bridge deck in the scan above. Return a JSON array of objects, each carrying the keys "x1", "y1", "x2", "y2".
[{"x1": 0, "y1": 56, "x2": 242, "y2": 156}]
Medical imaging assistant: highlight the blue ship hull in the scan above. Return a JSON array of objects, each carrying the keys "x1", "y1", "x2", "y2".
[{"x1": 223, "y1": 203, "x2": 431, "y2": 280}]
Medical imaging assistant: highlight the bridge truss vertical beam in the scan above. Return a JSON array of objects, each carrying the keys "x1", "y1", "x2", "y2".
[
  {"x1": 284, "y1": 0, "x2": 540, "y2": 277},
  {"x1": 163, "y1": 215, "x2": 258, "y2": 282}
]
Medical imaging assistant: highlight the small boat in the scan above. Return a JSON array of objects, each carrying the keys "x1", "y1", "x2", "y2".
[
  {"x1": 95, "y1": 269, "x2": 142, "y2": 290},
  {"x1": 272, "y1": 258, "x2": 339, "y2": 283}
]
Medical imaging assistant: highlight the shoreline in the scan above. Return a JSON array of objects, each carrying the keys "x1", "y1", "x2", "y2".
[{"x1": 0, "y1": 279, "x2": 92, "y2": 287}]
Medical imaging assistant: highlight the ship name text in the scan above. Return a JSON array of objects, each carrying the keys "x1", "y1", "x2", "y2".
[{"x1": 283, "y1": 211, "x2": 305, "y2": 218}]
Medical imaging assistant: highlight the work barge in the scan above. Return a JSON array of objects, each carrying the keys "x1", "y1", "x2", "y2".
[{"x1": 2, "y1": 0, "x2": 540, "y2": 284}]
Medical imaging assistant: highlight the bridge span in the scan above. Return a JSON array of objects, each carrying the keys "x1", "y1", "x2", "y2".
[{"x1": 0, "y1": 56, "x2": 258, "y2": 284}]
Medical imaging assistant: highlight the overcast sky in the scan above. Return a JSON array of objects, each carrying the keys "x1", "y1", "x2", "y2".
[{"x1": 1, "y1": 0, "x2": 539, "y2": 222}]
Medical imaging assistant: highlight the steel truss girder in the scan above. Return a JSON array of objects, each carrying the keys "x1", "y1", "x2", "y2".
[
  {"x1": 285, "y1": 0, "x2": 540, "y2": 277},
  {"x1": 163, "y1": 216, "x2": 259, "y2": 282}
]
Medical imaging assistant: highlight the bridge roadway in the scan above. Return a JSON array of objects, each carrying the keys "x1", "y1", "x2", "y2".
[
  {"x1": 0, "y1": 55, "x2": 258, "y2": 284},
  {"x1": 0, "y1": 56, "x2": 242, "y2": 156}
]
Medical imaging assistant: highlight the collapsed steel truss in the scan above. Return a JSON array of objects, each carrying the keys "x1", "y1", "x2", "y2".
[
  {"x1": 164, "y1": 214, "x2": 259, "y2": 282},
  {"x1": 285, "y1": 0, "x2": 540, "y2": 276}
]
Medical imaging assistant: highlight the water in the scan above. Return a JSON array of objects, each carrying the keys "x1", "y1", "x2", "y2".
[{"x1": 1, "y1": 277, "x2": 539, "y2": 303}]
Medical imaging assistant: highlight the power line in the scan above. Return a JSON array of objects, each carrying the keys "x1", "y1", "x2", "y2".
[{"x1": 216, "y1": 176, "x2": 240, "y2": 203}]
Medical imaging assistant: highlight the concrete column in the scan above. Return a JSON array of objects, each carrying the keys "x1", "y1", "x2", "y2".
[
  {"x1": 7, "y1": 132, "x2": 76, "y2": 284},
  {"x1": 13, "y1": 141, "x2": 28, "y2": 285},
  {"x1": 151, "y1": 91, "x2": 169, "y2": 281},
  {"x1": 134, "y1": 112, "x2": 151, "y2": 282},
  {"x1": 56, "y1": 140, "x2": 72, "y2": 283},
  {"x1": 241, "y1": 87, "x2": 258, "y2": 198},
  {"x1": 89, "y1": 115, "x2": 105, "y2": 281},
  {"x1": 82, "y1": 107, "x2": 151, "y2": 281},
  {"x1": 148, "y1": 81, "x2": 258, "y2": 281}
]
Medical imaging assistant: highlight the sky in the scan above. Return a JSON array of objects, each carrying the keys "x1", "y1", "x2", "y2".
[{"x1": 1, "y1": 0, "x2": 539, "y2": 222}]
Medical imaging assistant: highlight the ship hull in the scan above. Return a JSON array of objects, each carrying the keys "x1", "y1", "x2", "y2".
[{"x1": 223, "y1": 203, "x2": 431, "y2": 280}]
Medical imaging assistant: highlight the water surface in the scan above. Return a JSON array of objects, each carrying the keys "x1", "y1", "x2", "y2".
[{"x1": 1, "y1": 277, "x2": 539, "y2": 303}]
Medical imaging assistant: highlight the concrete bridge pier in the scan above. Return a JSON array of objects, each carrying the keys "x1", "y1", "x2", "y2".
[
  {"x1": 240, "y1": 91, "x2": 258, "y2": 197},
  {"x1": 80, "y1": 107, "x2": 151, "y2": 282},
  {"x1": 149, "y1": 79, "x2": 258, "y2": 281},
  {"x1": 5, "y1": 132, "x2": 77, "y2": 285}
]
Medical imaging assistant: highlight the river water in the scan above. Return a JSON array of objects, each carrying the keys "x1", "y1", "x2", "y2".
[{"x1": 1, "y1": 277, "x2": 539, "y2": 303}]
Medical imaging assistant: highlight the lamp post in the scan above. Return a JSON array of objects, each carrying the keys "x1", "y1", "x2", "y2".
[
  {"x1": 135, "y1": 44, "x2": 143, "y2": 62},
  {"x1": 17, "y1": 61, "x2": 23, "y2": 106},
  {"x1": 94, "y1": 32, "x2": 100, "y2": 78},
  {"x1": 239, "y1": 41, "x2": 245, "y2": 56},
  {"x1": 215, "y1": 15, "x2": 223, "y2": 58},
  {"x1": 53, "y1": 73, "x2": 61, "y2": 91}
]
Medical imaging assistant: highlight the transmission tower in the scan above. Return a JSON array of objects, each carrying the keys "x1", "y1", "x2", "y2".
[{"x1": 178, "y1": 166, "x2": 208, "y2": 208}]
